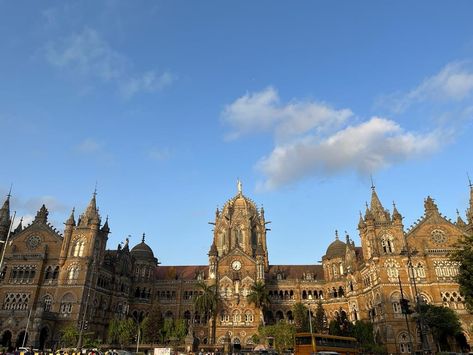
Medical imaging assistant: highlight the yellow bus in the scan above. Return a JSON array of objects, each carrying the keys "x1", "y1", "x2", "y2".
[{"x1": 294, "y1": 332, "x2": 359, "y2": 355}]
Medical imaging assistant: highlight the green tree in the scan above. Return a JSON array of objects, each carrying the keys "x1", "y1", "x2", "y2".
[
  {"x1": 108, "y1": 318, "x2": 121, "y2": 345},
  {"x1": 292, "y1": 302, "x2": 309, "y2": 332},
  {"x1": 247, "y1": 281, "x2": 271, "y2": 325},
  {"x1": 118, "y1": 318, "x2": 136, "y2": 348},
  {"x1": 328, "y1": 309, "x2": 353, "y2": 336},
  {"x1": 420, "y1": 303, "x2": 463, "y2": 352},
  {"x1": 314, "y1": 300, "x2": 326, "y2": 333},
  {"x1": 60, "y1": 324, "x2": 78, "y2": 348},
  {"x1": 450, "y1": 234, "x2": 473, "y2": 311},
  {"x1": 258, "y1": 322, "x2": 296, "y2": 353},
  {"x1": 193, "y1": 282, "x2": 219, "y2": 344},
  {"x1": 142, "y1": 303, "x2": 163, "y2": 344},
  {"x1": 352, "y1": 321, "x2": 385, "y2": 354}
]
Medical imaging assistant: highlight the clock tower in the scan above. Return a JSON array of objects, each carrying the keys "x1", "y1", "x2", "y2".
[{"x1": 207, "y1": 181, "x2": 269, "y2": 346}]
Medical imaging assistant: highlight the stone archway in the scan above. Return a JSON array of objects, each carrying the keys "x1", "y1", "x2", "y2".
[
  {"x1": 1, "y1": 330, "x2": 12, "y2": 349},
  {"x1": 16, "y1": 331, "x2": 27, "y2": 348},
  {"x1": 39, "y1": 327, "x2": 49, "y2": 350}
]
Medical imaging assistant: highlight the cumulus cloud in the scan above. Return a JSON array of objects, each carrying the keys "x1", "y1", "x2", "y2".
[
  {"x1": 379, "y1": 61, "x2": 473, "y2": 113},
  {"x1": 222, "y1": 87, "x2": 353, "y2": 141},
  {"x1": 256, "y1": 117, "x2": 445, "y2": 190},
  {"x1": 222, "y1": 81, "x2": 462, "y2": 190},
  {"x1": 45, "y1": 27, "x2": 174, "y2": 98}
]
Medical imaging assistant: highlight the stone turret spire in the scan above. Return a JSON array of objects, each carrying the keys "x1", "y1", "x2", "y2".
[
  {"x1": 456, "y1": 209, "x2": 467, "y2": 228},
  {"x1": 369, "y1": 183, "x2": 389, "y2": 222},
  {"x1": 101, "y1": 216, "x2": 110, "y2": 233},
  {"x1": 467, "y1": 175, "x2": 473, "y2": 224},
  {"x1": 34, "y1": 205, "x2": 49, "y2": 224},
  {"x1": 424, "y1": 196, "x2": 439, "y2": 216},
  {"x1": 80, "y1": 190, "x2": 101, "y2": 226},
  {"x1": 65, "y1": 208, "x2": 76, "y2": 226},
  {"x1": 392, "y1": 201, "x2": 402, "y2": 222},
  {"x1": 0, "y1": 193, "x2": 11, "y2": 228}
]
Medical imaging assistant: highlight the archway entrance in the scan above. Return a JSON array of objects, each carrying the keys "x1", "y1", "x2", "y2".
[
  {"x1": 16, "y1": 331, "x2": 27, "y2": 348},
  {"x1": 1, "y1": 331, "x2": 12, "y2": 349},
  {"x1": 232, "y1": 337, "x2": 241, "y2": 352},
  {"x1": 40, "y1": 327, "x2": 49, "y2": 350}
]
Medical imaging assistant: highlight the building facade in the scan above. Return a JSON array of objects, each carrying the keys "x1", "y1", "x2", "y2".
[{"x1": 0, "y1": 183, "x2": 472, "y2": 353}]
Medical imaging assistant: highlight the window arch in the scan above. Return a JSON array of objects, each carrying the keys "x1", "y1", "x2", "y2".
[
  {"x1": 398, "y1": 332, "x2": 412, "y2": 353},
  {"x1": 381, "y1": 234, "x2": 395, "y2": 254},
  {"x1": 60, "y1": 293, "x2": 75, "y2": 317},
  {"x1": 71, "y1": 239, "x2": 86, "y2": 257},
  {"x1": 390, "y1": 292, "x2": 401, "y2": 314},
  {"x1": 384, "y1": 259, "x2": 399, "y2": 282},
  {"x1": 43, "y1": 294, "x2": 53, "y2": 312}
]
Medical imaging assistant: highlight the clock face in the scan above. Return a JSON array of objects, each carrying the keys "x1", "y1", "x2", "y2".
[
  {"x1": 231, "y1": 260, "x2": 242, "y2": 271},
  {"x1": 27, "y1": 235, "x2": 42, "y2": 250},
  {"x1": 431, "y1": 229, "x2": 446, "y2": 244}
]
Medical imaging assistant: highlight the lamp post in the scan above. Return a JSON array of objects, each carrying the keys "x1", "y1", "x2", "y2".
[{"x1": 307, "y1": 295, "x2": 315, "y2": 354}]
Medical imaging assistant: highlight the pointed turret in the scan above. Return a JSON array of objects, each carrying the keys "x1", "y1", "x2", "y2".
[
  {"x1": 101, "y1": 216, "x2": 110, "y2": 234},
  {"x1": 33, "y1": 205, "x2": 49, "y2": 224},
  {"x1": 0, "y1": 194, "x2": 10, "y2": 228},
  {"x1": 456, "y1": 209, "x2": 467, "y2": 229},
  {"x1": 65, "y1": 208, "x2": 76, "y2": 226},
  {"x1": 79, "y1": 191, "x2": 101, "y2": 226},
  {"x1": 369, "y1": 184, "x2": 390, "y2": 222},
  {"x1": 424, "y1": 196, "x2": 439, "y2": 217},
  {"x1": 208, "y1": 241, "x2": 218, "y2": 256},
  {"x1": 14, "y1": 217, "x2": 23, "y2": 234},
  {"x1": 392, "y1": 202, "x2": 402, "y2": 223},
  {"x1": 358, "y1": 211, "x2": 365, "y2": 230},
  {"x1": 467, "y1": 178, "x2": 473, "y2": 225}
]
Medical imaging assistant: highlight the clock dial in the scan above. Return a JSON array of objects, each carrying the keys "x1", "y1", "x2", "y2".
[
  {"x1": 231, "y1": 260, "x2": 242, "y2": 271},
  {"x1": 27, "y1": 235, "x2": 42, "y2": 250}
]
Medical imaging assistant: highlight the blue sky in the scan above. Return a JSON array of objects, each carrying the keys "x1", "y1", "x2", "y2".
[{"x1": 1, "y1": 1, "x2": 473, "y2": 265}]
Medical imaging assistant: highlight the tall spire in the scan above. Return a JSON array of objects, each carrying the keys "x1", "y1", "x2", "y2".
[
  {"x1": 467, "y1": 174, "x2": 473, "y2": 224},
  {"x1": 65, "y1": 208, "x2": 76, "y2": 226},
  {"x1": 81, "y1": 189, "x2": 100, "y2": 225},
  {"x1": 368, "y1": 182, "x2": 390, "y2": 222}
]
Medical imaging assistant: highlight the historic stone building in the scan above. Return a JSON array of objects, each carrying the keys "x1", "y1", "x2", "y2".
[{"x1": 0, "y1": 182, "x2": 472, "y2": 354}]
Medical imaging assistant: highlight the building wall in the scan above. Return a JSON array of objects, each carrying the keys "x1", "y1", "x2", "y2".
[{"x1": 0, "y1": 186, "x2": 472, "y2": 354}]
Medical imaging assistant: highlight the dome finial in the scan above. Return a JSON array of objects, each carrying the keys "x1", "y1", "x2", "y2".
[
  {"x1": 335, "y1": 230, "x2": 339, "y2": 240},
  {"x1": 142, "y1": 233, "x2": 146, "y2": 243},
  {"x1": 237, "y1": 178, "x2": 242, "y2": 195},
  {"x1": 370, "y1": 174, "x2": 375, "y2": 191}
]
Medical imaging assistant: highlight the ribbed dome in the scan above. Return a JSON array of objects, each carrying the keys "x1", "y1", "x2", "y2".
[
  {"x1": 131, "y1": 241, "x2": 155, "y2": 260},
  {"x1": 325, "y1": 239, "x2": 346, "y2": 259}
]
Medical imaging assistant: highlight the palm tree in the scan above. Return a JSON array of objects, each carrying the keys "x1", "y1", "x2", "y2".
[
  {"x1": 194, "y1": 282, "x2": 219, "y2": 345},
  {"x1": 247, "y1": 281, "x2": 271, "y2": 325}
]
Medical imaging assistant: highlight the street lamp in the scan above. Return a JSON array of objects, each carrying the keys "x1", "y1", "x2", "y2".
[{"x1": 307, "y1": 295, "x2": 315, "y2": 354}]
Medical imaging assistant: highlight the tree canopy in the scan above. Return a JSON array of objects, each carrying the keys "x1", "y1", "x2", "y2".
[
  {"x1": 247, "y1": 281, "x2": 271, "y2": 325},
  {"x1": 450, "y1": 234, "x2": 473, "y2": 312}
]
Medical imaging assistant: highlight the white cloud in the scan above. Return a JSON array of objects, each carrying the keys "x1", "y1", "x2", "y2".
[
  {"x1": 45, "y1": 27, "x2": 125, "y2": 81},
  {"x1": 256, "y1": 117, "x2": 444, "y2": 191},
  {"x1": 120, "y1": 71, "x2": 175, "y2": 98},
  {"x1": 45, "y1": 27, "x2": 174, "y2": 97},
  {"x1": 380, "y1": 61, "x2": 473, "y2": 113},
  {"x1": 222, "y1": 87, "x2": 352, "y2": 141}
]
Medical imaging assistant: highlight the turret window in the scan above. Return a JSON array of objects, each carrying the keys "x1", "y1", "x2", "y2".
[
  {"x1": 381, "y1": 234, "x2": 395, "y2": 254},
  {"x1": 72, "y1": 239, "x2": 86, "y2": 257}
]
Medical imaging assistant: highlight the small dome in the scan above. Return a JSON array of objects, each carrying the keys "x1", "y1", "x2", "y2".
[
  {"x1": 325, "y1": 239, "x2": 346, "y2": 259},
  {"x1": 131, "y1": 241, "x2": 155, "y2": 260}
]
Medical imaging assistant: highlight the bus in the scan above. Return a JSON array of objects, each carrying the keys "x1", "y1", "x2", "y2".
[{"x1": 294, "y1": 333, "x2": 359, "y2": 355}]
